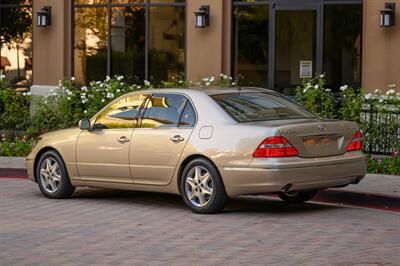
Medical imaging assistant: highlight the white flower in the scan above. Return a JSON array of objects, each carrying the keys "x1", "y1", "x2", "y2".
[
  {"x1": 117, "y1": 75, "x2": 124, "y2": 81},
  {"x1": 120, "y1": 82, "x2": 124, "y2": 86},
  {"x1": 116, "y1": 89, "x2": 121, "y2": 93},
  {"x1": 202, "y1": 77, "x2": 209, "y2": 82},
  {"x1": 205, "y1": 82, "x2": 211, "y2": 86},
  {"x1": 84, "y1": 110, "x2": 87, "y2": 114},
  {"x1": 70, "y1": 76, "x2": 75, "y2": 81},
  {"x1": 320, "y1": 74, "x2": 325, "y2": 78},
  {"x1": 144, "y1": 80, "x2": 150, "y2": 86},
  {"x1": 340, "y1": 85, "x2": 348, "y2": 91},
  {"x1": 137, "y1": 86, "x2": 141, "y2": 89},
  {"x1": 303, "y1": 88, "x2": 308, "y2": 93},
  {"x1": 379, "y1": 99, "x2": 384, "y2": 103},
  {"x1": 81, "y1": 86, "x2": 88, "y2": 92},
  {"x1": 106, "y1": 76, "x2": 111, "y2": 81},
  {"x1": 386, "y1": 89, "x2": 396, "y2": 95},
  {"x1": 101, "y1": 99, "x2": 105, "y2": 103},
  {"x1": 96, "y1": 81, "x2": 102, "y2": 85},
  {"x1": 0, "y1": 74, "x2": 5, "y2": 79},
  {"x1": 22, "y1": 92, "x2": 27, "y2": 96},
  {"x1": 50, "y1": 89, "x2": 54, "y2": 93},
  {"x1": 314, "y1": 84, "x2": 319, "y2": 89},
  {"x1": 374, "y1": 89, "x2": 381, "y2": 94},
  {"x1": 219, "y1": 73, "x2": 224, "y2": 77},
  {"x1": 365, "y1": 93, "x2": 372, "y2": 100},
  {"x1": 209, "y1": 76, "x2": 215, "y2": 82},
  {"x1": 229, "y1": 76, "x2": 233, "y2": 80},
  {"x1": 232, "y1": 82, "x2": 236, "y2": 86},
  {"x1": 325, "y1": 89, "x2": 331, "y2": 92},
  {"x1": 67, "y1": 97, "x2": 71, "y2": 100}
]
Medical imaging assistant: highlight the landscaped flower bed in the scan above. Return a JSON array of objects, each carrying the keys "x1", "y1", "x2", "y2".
[{"x1": 0, "y1": 74, "x2": 399, "y2": 175}]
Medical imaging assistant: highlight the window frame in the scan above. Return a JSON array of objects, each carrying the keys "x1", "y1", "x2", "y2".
[
  {"x1": 231, "y1": 0, "x2": 363, "y2": 92},
  {"x1": 71, "y1": 0, "x2": 186, "y2": 82},
  {"x1": 137, "y1": 92, "x2": 197, "y2": 129}
]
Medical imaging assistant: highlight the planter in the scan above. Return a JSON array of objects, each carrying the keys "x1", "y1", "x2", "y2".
[{"x1": 0, "y1": 156, "x2": 26, "y2": 169}]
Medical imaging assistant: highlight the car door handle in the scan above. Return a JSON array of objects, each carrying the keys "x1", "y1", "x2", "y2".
[
  {"x1": 170, "y1": 135, "x2": 184, "y2": 143},
  {"x1": 117, "y1": 136, "x2": 129, "y2": 144}
]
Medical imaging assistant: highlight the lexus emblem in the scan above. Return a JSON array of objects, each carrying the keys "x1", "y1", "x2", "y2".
[{"x1": 318, "y1": 124, "x2": 327, "y2": 131}]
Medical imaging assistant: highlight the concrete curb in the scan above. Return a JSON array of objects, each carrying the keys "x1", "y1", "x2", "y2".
[{"x1": 0, "y1": 157, "x2": 26, "y2": 169}]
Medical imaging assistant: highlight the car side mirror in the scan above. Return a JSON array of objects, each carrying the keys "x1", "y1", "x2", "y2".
[{"x1": 79, "y1": 118, "x2": 91, "y2": 131}]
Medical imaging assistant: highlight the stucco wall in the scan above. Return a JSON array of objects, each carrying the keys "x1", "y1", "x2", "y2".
[
  {"x1": 363, "y1": 0, "x2": 400, "y2": 92},
  {"x1": 185, "y1": 0, "x2": 231, "y2": 81},
  {"x1": 33, "y1": 0, "x2": 71, "y2": 86}
]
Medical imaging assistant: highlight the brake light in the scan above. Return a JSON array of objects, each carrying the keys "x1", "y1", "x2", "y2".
[
  {"x1": 253, "y1": 136, "x2": 298, "y2": 157},
  {"x1": 346, "y1": 130, "x2": 362, "y2": 151}
]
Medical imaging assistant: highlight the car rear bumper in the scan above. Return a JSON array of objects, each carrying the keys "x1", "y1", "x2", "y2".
[{"x1": 220, "y1": 153, "x2": 366, "y2": 197}]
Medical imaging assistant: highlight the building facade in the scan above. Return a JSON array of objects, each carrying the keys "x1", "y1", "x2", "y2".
[{"x1": 1, "y1": 0, "x2": 399, "y2": 94}]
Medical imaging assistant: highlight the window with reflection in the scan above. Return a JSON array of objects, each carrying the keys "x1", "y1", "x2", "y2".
[
  {"x1": 95, "y1": 93, "x2": 148, "y2": 129},
  {"x1": 0, "y1": 0, "x2": 32, "y2": 87},
  {"x1": 149, "y1": 7, "x2": 185, "y2": 83},
  {"x1": 73, "y1": 1, "x2": 185, "y2": 85},
  {"x1": 111, "y1": 7, "x2": 145, "y2": 84},
  {"x1": 324, "y1": 4, "x2": 362, "y2": 91},
  {"x1": 232, "y1": 4, "x2": 269, "y2": 87},
  {"x1": 140, "y1": 93, "x2": 187, "y2": 128},
  {"x1": 74, "y1": 7, "x2": 108, "y2": 85},
  {"x1": 179, "y1": 101, "x2": 196, "y2": 127}
]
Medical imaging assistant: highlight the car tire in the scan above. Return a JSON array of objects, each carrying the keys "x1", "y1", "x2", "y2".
[
  {"x1": 180, "y1": 158, "x2": 229, "y2": 214},
  {"x1": 278, "y1": 190, "x2": 318, "y2": 203},
  {"x1": 36, "y1": 150, "x2": 75, "y2": 199}
]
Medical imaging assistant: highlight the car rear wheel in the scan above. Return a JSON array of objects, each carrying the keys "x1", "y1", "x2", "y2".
[
  {"x1": 36, "y1": 150, "x2": 75, "y2": 199},
  {"x1": 278, "y1": 190, "x2": 318, "y2": 203},
  {"x1": 180, "y1": 158, "x2": 229, "y2": 214}
]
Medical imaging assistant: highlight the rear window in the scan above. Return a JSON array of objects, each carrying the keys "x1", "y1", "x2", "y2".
[{"x1": 211, "y1": 92, "x2": 316, "y2": 122}]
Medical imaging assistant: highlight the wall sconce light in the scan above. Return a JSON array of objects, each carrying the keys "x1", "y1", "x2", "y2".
[
  {"x1": 194, "y1": 5, "x2": 210, "y2": 28},
  {"x1": 380, "y1": 3, "x2": 395, "y2": 27},
  {"x1": 37, "y1": 6, "x2": 52, "y2": 27}
]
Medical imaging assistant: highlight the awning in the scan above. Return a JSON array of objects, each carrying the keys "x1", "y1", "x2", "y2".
[{"x1": 1, "y1": 56, "x2": 11, "y2": 67}]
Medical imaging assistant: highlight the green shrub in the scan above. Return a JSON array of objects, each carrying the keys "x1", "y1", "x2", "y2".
[
  {"x1": 0, "y1": 134, "x2": 36, "y2": 157},
  {"x1": 296, "y1": 74, "x2": 336, "y2": 119},
  {"x1": 367, "y1": 153, "x2": 400, "y2": 176},
  {"x1": 0, "y1": 78, "x2": 31, "y2": 131}
]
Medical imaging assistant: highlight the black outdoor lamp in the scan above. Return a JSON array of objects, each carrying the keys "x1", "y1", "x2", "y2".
[
  {"x1": 380, "y1": 3, "x2": 395, "y2": 27},
  {"x1": 37, "y1": 6, "x2": 52, "y2": 27},
  {"x1": 194, "y1": 5, "x2": 210, "y2": 28}
]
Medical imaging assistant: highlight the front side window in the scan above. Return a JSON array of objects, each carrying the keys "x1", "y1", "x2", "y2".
[
  {"x1": 95, "y1": 93, "x2": 148, "y2": 129},
  {"x1": 140, "y1": 93, "x2": 187, "y2": 128},
  {"x1": 212, "y1": 92, "x2": 316, "y2": 122}
]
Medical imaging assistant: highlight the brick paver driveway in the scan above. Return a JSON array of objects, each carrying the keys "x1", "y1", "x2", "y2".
[{"x1": 1, "y1": 179, "x2": 399, "y2": 266}]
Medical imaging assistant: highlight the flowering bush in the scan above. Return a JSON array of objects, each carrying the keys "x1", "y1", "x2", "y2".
[
  {"x1": 367, "y1": 152, "x2": 400, "y2": 176},
  {"x1": 296, "y1": 74, "x2": 336, "y2": 119},
  {"x1": 0, "y1": 134, "x2": 36, "y2": 157}
]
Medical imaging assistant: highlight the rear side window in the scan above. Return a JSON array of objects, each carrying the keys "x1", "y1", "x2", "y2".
[
  {"x1": 211, "y1": 92, "x2": 315, "y2": 122},
  {"x1": 179, "y1": 101, "x2": 196, "y2": 127},
  {"x1": 140, "y1": 93, "x2": 187, "y2": 128}
]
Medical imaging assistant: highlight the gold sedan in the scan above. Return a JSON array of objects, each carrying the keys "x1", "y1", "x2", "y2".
[{"x1": 27, "y1": 88, "x2": 366, "y2": 213}]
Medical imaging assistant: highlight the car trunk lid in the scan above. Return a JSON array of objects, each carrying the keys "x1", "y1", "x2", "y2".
[{"x1": 276, "y1": 120, "x2": 358, "y2": 158}]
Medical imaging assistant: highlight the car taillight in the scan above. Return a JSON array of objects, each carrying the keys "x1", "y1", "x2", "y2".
[
  {"x1": 253, "y1": 136, "x2": 298, "y2": 157},
  {"x1": 346, "y1": 130, "x2": 362, "y2": 151}
]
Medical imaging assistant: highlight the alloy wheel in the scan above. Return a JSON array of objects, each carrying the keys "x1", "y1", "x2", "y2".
[
  {"x1": 185, "y1": 166, "x2": 214, "y2": 207},
  {"x1": 39, "y1": 158, "x2": 62, "y2": 193}
]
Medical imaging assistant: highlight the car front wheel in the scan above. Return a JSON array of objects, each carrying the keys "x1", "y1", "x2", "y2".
[
  {"x1": 180, "y1": 158, "x2": 229, "y2": 214},
  {"x1": 278, "y1": 190, "x2": 318, "y2": 203},
  {"x1": 36, "y1": 150, "x2": 75, "y2": 199}
]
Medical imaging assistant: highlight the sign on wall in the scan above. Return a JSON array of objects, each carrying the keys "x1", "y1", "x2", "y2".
[{"x1": 299, "y1": 61, "x2": 313, "y2": 78}]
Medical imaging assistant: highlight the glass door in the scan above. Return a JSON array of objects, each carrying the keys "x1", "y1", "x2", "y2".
[{"x1": 269, "y1": 3, "x2": 322, "y2": 95}]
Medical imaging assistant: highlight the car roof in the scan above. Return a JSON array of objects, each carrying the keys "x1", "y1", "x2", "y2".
[{"x1": 141, "y1": 87, "x2": 275, "y2": 97}]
